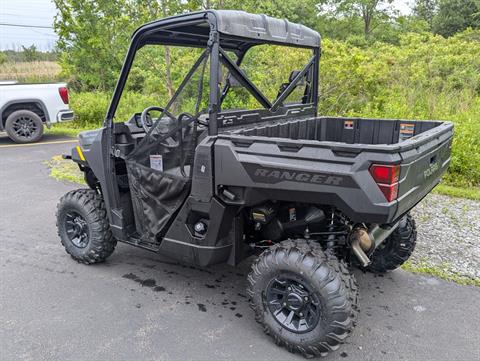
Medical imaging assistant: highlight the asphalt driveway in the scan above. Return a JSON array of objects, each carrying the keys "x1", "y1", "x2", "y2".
[{"x1": 0, "y1": 138, "x2": 479, "y2": 361}]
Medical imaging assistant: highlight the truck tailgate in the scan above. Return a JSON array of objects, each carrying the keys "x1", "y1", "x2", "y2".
[{"x1": 395, "y1": 122, "x2": 453, "y2": 220}]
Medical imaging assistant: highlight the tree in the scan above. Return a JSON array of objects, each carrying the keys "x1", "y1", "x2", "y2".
[
  {"x1": 319, "y1": 0, "x2": 395, "y2": 39},
  {"x1": 54, "y1": 0, "x2": 133, "y2": 90},
  {"x1": 432, "y1": 0, "x2": 480, "y2": 37},
  {"x1": 21, "y1": 45, "x2": 41, "y2": 62},
  {"x1": 53, "y1": 0, "x2": 192, "y2": 90},
  {"x1": 412, "y1": 0, "x2": 438, "y2": 28},
  {"x1": 188, "y1": 0, "x2": 320, "y2": 29},
  {"x1": 240, "y1": 0, "x2": 320, "y2": 29},
  {"x1": 136, "y1": 0, "x2": 187, "y2": 99}
]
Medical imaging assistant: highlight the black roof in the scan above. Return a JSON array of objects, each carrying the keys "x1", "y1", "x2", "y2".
[{"x1": 133, "y1": 10, "x2": 321, "y2": 50}]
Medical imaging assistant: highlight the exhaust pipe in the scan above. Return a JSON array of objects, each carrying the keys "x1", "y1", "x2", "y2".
[
  {"x1": 351, "y1": 235, "x2": 371, "y2": 267},
  {"x1": 369, "y1": 222, "x2": 399, "y2": 248},
  {"x1": 349, "y1": 220, "x2": 401, "y2": 267}
]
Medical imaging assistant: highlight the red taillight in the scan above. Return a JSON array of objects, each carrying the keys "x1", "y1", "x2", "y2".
[
  {"x1": 59, "y1": 86, "x2": 69, "y2": 104},
  {"x1": 369, "y1": 164, "x2": 400, "y2": 202},
  {"x1": 377, "y1": 183, "x2": 399, "y2": 202},
  {"x1": 369, "y1": 164, "x2": 400, "y2": 184}
]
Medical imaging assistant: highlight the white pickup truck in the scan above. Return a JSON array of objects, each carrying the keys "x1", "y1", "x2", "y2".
[{"x1": 0, "y1": 81, "x2": 74, "y2": 143}]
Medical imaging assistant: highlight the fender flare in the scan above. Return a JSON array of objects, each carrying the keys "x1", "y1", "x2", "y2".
[{"x1": 0, "y1": 99, "x2": 50, "y2": 130}]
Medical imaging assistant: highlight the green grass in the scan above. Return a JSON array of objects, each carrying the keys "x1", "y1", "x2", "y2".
[
  {"x1": 402, "y1": 260, "x2": 480, "y2": 287},
  {"x1": 45, "y1": 123, "x2": 94, "y2": 138},
  {"x1": 44, "y1": 155, "x2": 85, "y2": 185},
  {"x1": 433, "y1": 184, "x2": 480, "y2": 201}
]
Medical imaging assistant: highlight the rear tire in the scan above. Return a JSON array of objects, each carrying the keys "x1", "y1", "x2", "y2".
[
  {"x1": 5, "y1": 110, "x2": 44, "y2": 143},
  {"x1": 368, "y1": 214, "x2": 417, "y2": 273},
  {"x1": 247, "y1": 239, "x2": 358, "y2": 358},
  {"x1": 56, "y1": 189, "x2": 116, "y2": 264}
]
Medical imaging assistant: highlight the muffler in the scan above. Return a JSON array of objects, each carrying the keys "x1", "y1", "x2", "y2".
[{"x1": 349, "y1": 221, "x2": 400, "y2": 267}]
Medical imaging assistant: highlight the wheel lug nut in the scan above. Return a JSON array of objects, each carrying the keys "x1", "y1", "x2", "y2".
[
  {"x1": 299, "y1": 312, "x2": 303, "y2": 317},
  {"x1": 283, "y1": 303, "x2": 286, "y2": 306},
  {"x1": 288, "y1": 287, "x2": 291, "y2": 291}
]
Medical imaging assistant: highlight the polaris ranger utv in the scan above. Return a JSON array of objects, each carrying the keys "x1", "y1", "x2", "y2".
[{"x1": 57, "y1": 10, "x2": 453, "y2": 358}]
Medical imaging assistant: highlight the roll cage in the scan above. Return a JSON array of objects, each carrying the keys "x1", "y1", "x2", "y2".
[{"x1": 105, "y1": 10, "x2": 321, "y2": 138}]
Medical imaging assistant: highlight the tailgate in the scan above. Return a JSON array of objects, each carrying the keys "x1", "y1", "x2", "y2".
[{"x1": 394, "y1": 122, "x2": 453, "y2": 220}]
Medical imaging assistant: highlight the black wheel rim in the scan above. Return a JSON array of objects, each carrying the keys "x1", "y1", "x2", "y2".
[
  {"x1": 65, "y1": 211, "x2": 89, "y2": 248},
  {"x1": 12, "y1": 116, "x2": 38, "y2": 139},
  {"x1": 265, "y1": 273, "x2": 321, "y2": 333}
]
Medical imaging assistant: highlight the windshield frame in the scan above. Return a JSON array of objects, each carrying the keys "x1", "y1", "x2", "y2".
[{"x1": 104, "y1": 13, "x2": 320, "y2": 138}]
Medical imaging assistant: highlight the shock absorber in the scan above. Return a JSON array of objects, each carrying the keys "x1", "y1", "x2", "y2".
[{"x1": 324, "y1": 210, "x2": 349, "y2": 251}]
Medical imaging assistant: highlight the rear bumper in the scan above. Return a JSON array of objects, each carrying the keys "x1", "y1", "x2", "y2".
[{"x1": 56, "y1": 110, "x2": 75, "y2": 122}]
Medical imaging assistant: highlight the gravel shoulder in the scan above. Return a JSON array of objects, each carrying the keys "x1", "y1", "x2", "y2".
[{"x1": 410, "y1": 193, "x2": 480, "y2": 282}]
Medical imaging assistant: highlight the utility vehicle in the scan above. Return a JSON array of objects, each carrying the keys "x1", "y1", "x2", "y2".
[{"x1": 57, "y1": 10, "x2": 453, "y2": 358}]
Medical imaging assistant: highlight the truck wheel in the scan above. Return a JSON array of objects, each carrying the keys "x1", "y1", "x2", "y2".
[
  {"x1": 368, "y1": 214, "x2": 417, "y2": 273},
  {"x1": 5, "y1": 110, "x2": 44, "y2": 143},
  {"x1": 247, "y1": 239, "x2": 358, "y2": 358},
  {"x1": 56, "y1": 189, "x2": 116, "y2": 264}
]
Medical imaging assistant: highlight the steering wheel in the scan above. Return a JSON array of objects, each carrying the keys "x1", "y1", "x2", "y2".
[
  {"x1": 140, "y1": 106, "x2": 175, "y2": 132},
  {"x1": 140, "y1": 106, "x2": 179, "y2": 148}
]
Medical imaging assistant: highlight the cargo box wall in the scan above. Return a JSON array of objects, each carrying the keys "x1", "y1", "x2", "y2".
[{"x1": 235, "y1": 117, "x2": 444, "y2": 145}]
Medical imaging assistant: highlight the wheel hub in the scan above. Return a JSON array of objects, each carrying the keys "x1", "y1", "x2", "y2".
[
  {"x1": 65, "y1": 211, "x2": 89, "y2": 248},
  {"x1": 12, "y1": 116, "x2": 36, "y2": 138},
  {"x1": 265, "y1": 273, "x2": 321, "y2": 333},
  {"x1": 286, "y1": 292, "x2": 304, "y2": 311}
]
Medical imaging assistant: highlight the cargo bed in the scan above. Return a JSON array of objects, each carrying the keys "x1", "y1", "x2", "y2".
[
  {"x1": 234, "y1": 116, "x2": 446, "y2": 146},
  {"x1": 214, "y1": 116, "x2": 453, "y2": 224}
]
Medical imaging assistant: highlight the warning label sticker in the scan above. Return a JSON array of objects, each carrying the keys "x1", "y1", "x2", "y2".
[
  {"x1": 399, "y1": 123, "x2": 415, "y2": 141},
  {"x1": 344, "y1": 120, "x2": 354, "y2": 129}
]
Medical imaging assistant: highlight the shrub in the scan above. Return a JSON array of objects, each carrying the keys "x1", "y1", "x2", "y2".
[
  {"x1": 69, "y1": 91, "x2": 160, "y2": 128},
  {"x1": 69, "y1": 92, "x2": 110, "y2": 127}
]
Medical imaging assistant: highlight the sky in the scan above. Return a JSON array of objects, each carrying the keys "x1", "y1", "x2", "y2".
[
  {"x1": 0, "y1": 0, "x2": 413, "y2": 51},
  {"x1": 0, "y1": 0, "x2": 57, "y2": 50}
]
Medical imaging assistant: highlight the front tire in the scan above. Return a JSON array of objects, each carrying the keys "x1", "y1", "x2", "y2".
[
  {"x1": 368, "y1": 214, "x2": 417, "y2": 273},
  {"x1": 5, "y1": 110, "x2": 44, "y2": 143},
  {"x1": 56, "y1": 189, "x2": 116, "y2": 264},
  {"x1": 247, "y1": 239, "x2": 358, "y2": 358}
]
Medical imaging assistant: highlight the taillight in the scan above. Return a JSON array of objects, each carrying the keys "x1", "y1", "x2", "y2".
[
  {"x1": 59, "y1": 86, "x2": 69, "y2": 104},
  {"x1": 369, "y1": 164, "x2": 400, "y2": 202}
]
